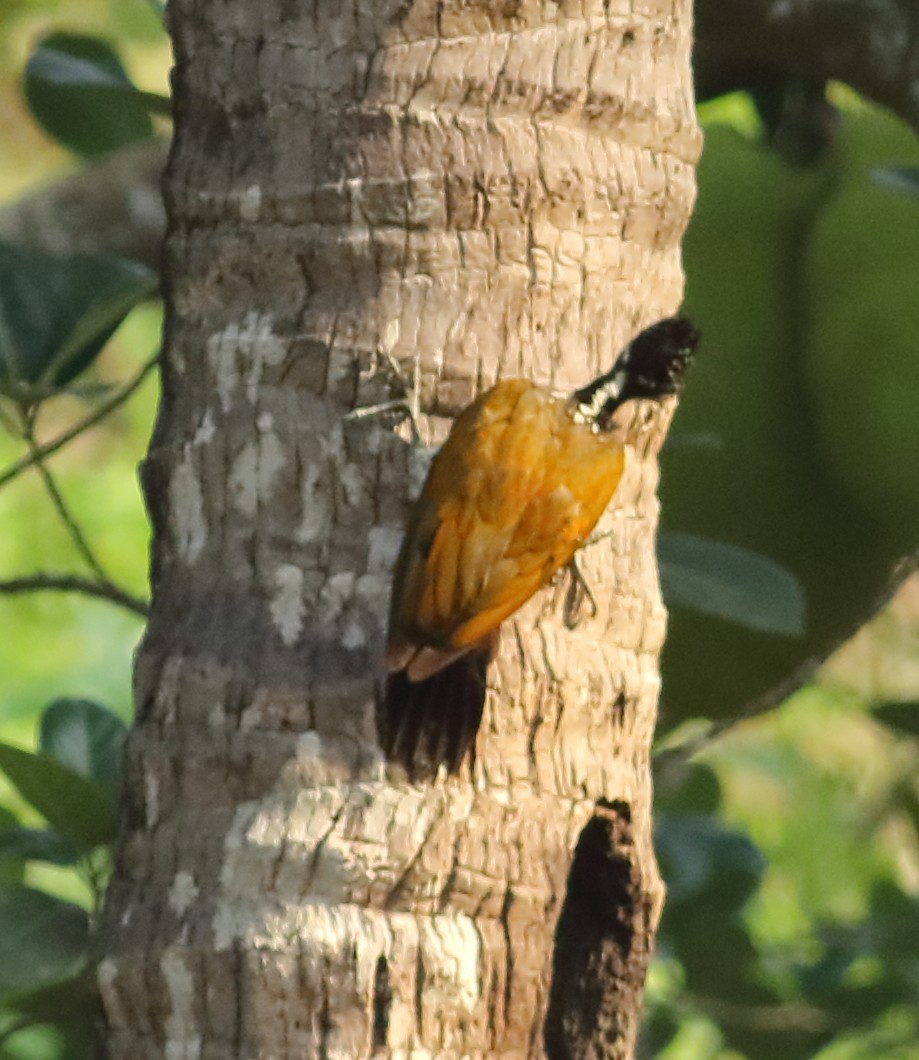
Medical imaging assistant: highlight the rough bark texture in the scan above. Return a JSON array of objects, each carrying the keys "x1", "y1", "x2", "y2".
[
  {"x1": 5, "y1": 0, "x2": 919, "y2": 268},
  {"x1": 97, "y1": 2, "x2": 698, "y2": 1057}
]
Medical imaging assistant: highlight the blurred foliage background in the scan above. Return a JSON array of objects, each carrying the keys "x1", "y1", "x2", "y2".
[{"x1": 0, "y1": 1, "x2": 917, "y2": 1058}]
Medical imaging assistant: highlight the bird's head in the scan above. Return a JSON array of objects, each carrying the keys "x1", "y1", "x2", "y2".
[{"x1": 571, "y1": 316, "x2": 699, "y2": 431}]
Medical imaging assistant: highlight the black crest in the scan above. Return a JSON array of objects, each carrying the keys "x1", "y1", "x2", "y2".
[{"x1": 571, "y1": 316, "x2": 699, "y2": 430}]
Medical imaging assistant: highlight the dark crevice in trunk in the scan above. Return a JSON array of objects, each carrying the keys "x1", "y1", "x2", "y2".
[{"x1": 544, "y1": 799, "x2": 655, "y2": 1060}]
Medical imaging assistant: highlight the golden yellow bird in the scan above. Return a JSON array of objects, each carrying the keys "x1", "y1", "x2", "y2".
[{"x1": 380, "y1": 317, "x2": 698, "y2": 775}]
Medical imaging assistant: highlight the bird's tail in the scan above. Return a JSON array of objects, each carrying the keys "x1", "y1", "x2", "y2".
[{"x1": 379, "y1": 647, "x2": 491, "y2": 779}]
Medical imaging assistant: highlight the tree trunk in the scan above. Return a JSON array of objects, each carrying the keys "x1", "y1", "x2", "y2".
[{"x1": 97, "y1": 2, "x2": 699, "y2": 1057}]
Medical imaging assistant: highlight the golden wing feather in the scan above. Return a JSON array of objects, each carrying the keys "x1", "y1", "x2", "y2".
[{"x1": 388, "y1": 379, "x2": 627, "y2": 659}]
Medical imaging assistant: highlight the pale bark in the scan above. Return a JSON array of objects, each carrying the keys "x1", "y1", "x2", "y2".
[
  {"x1": 3, "y1": 1, "x2": 919, "y2": 277},
  {"x1": 97, "y1": 2, "x2": 698, "y2": 1057}
]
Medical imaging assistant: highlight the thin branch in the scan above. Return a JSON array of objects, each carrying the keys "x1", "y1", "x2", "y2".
[
  {"x1": 691, "y1": 993, "x2": 830, "y2": 1034},
  {"x1": 22, "y1": 413, "x2": 113, "y2": 584},
  {"x1": 82, "y1": 847, "x2": 113, "y2": 913},
  {"x1": 0, "y1": 359, "x2": 158, "y2": 620},
  {"x1": 656, "y1": 552, "x2": 919, "y2": 762},
  {"x1": 0, "y1": 353, "x2": 159, "y2": 492},
  {"x1": 0, "y1": 574, "x2": 149, "y2": 617},
  {"x1": 0, "y1": 138, "x2": 167, "y2": 270},
  {"x1": 696, "y1": 0, "x2": 919, "y2": 132}
]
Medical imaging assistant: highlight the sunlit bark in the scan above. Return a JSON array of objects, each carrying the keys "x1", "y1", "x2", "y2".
[{"x1": 98, "y1": 2, "x2": 698, "y2": 1056}]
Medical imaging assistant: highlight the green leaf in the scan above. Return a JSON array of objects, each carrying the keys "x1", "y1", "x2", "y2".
[
  {"x1": 0, "y1": 886, "x2": 88, "y2": 998},
  {"x1": 5, "y1": 969, "x2": 98, "y2": 1036},
  {"x1": 0, "y1": 744, "x2": 116, "y2": 851},
  {"x1": 658, "y1": 532, "x2": 806, "y2": 635},
  {"x1": 637, "y1": 1009, "x2": 681, "y2": 1058},
  {"x1": 873, "y1": 166, "x2": 919, "y2": 201},
  {"x1": 40, "y1": 699, "x2": 127, "y2": 808},
  {"x1": 656, "y1": 813, "x2": 765, "y2": 910},
  {"x1": 0, "y1": 806, "x2": 25, "y2": 886},
  {"x1": 22, "y1": 32, "x2": 162, "y2": 157},
  {"x1": 871, "y1": 701, "x2": 919, "y2": 739},
  {"x1": 866, "y1": 881, "x2": 919, "y2": 957},
  {"x1": 654, "y1": 759, "x2": 722, "y2": 815},
  {"x1": 891, "y1": 781, "x2": 919, "y2": 841},
  {"x1": 0, "y1": 242, "x2": 157, "y2": 406},
  {"x1": 0, "y1": 827, "x2": 80, "y2": 866},
  {"x1": 108, "y1": 0, "x2": 169, "y2": 43}
]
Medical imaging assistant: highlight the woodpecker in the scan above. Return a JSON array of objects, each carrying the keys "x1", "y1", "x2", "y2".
[{"x1": 379, "y1": 316, "x2": 698, "y2": 777}]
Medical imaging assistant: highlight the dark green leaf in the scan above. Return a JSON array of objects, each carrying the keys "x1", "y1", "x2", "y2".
[
  {"x1": 40, "y1": 699, "x2": 127, "y2": 808},
  {"x1": 0, "y1": 887, "x2": 88, "y2": 998},
  {"x1": 801, "y1": 947, "x2": 908, "y2": 1026},
  {"x1": 5, "y1": 969, "x2": 98, "y2": 1031},
  {"x1": 659, "y1": 532, "x2": 806, "y2": 635},
  {"x1": 891, "y1": 782, "x2": 919, "y2": 841},
  {"x1": 866, "y1": 882, "x2": 919, "y2": 957},
  {"x1": 0, "y1": 242, "x2": 157, "y2": 406},
  {"x1": 666, "y1": 907, "x2": 767, "y2": 1006},
  {"x1": 871, "y1": 701, "x2": 919, "y2": 739},
  {"x1": 654, "y1": 759, "x2": 722, "y2": 815},
  {"x1": 656, "y1": 813, "x2": 764, "y2": 910},
  {"x1": 873, "y1": 166, "x2": 919, "y2": 201},
  {"x1": 23, "y1": 32, "x2": 160, "y2": 157},
  {"x1": 637, "y1": 1009, "x2": 681, "y2": 1058},
  {"x1": 798, "y1": 944, "x2": 857, "y2": 1004},
  {"x1": 0, "y1": 743, "x2": 116, "y2": 851},
  {"x1": 0, "y1": 806, "x2": 25, "y2": 886},
  {"x1": 720, "y1": 1023, "x2": 834, "y2": 1060},
  {"x1": 0, "y1": 827, "x2": 80, "y2": 866}
]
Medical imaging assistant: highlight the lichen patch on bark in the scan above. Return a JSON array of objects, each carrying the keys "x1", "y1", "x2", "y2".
[
  {"x1": 161, "y1": 947, "x2": 201, "y2": 1060},
  {"x1": 269, "y1": 564, "x2": 306, "y2": 646},
  {"x1": 168, "y1": 456, "x2": 207, "y2": 564}
]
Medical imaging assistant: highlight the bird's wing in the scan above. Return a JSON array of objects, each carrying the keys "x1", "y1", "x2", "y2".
[
  {"x1": 387, "y1": 381, "x2": 626, "y2": 662},
  {"x1": 450, "y1": 453, "x2": 624, "y2": 647}
]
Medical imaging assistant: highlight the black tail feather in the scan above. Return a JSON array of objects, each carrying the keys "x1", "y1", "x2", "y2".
[{"x1": 379, "y1": 651, "x2": 488, "y2": 779}]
